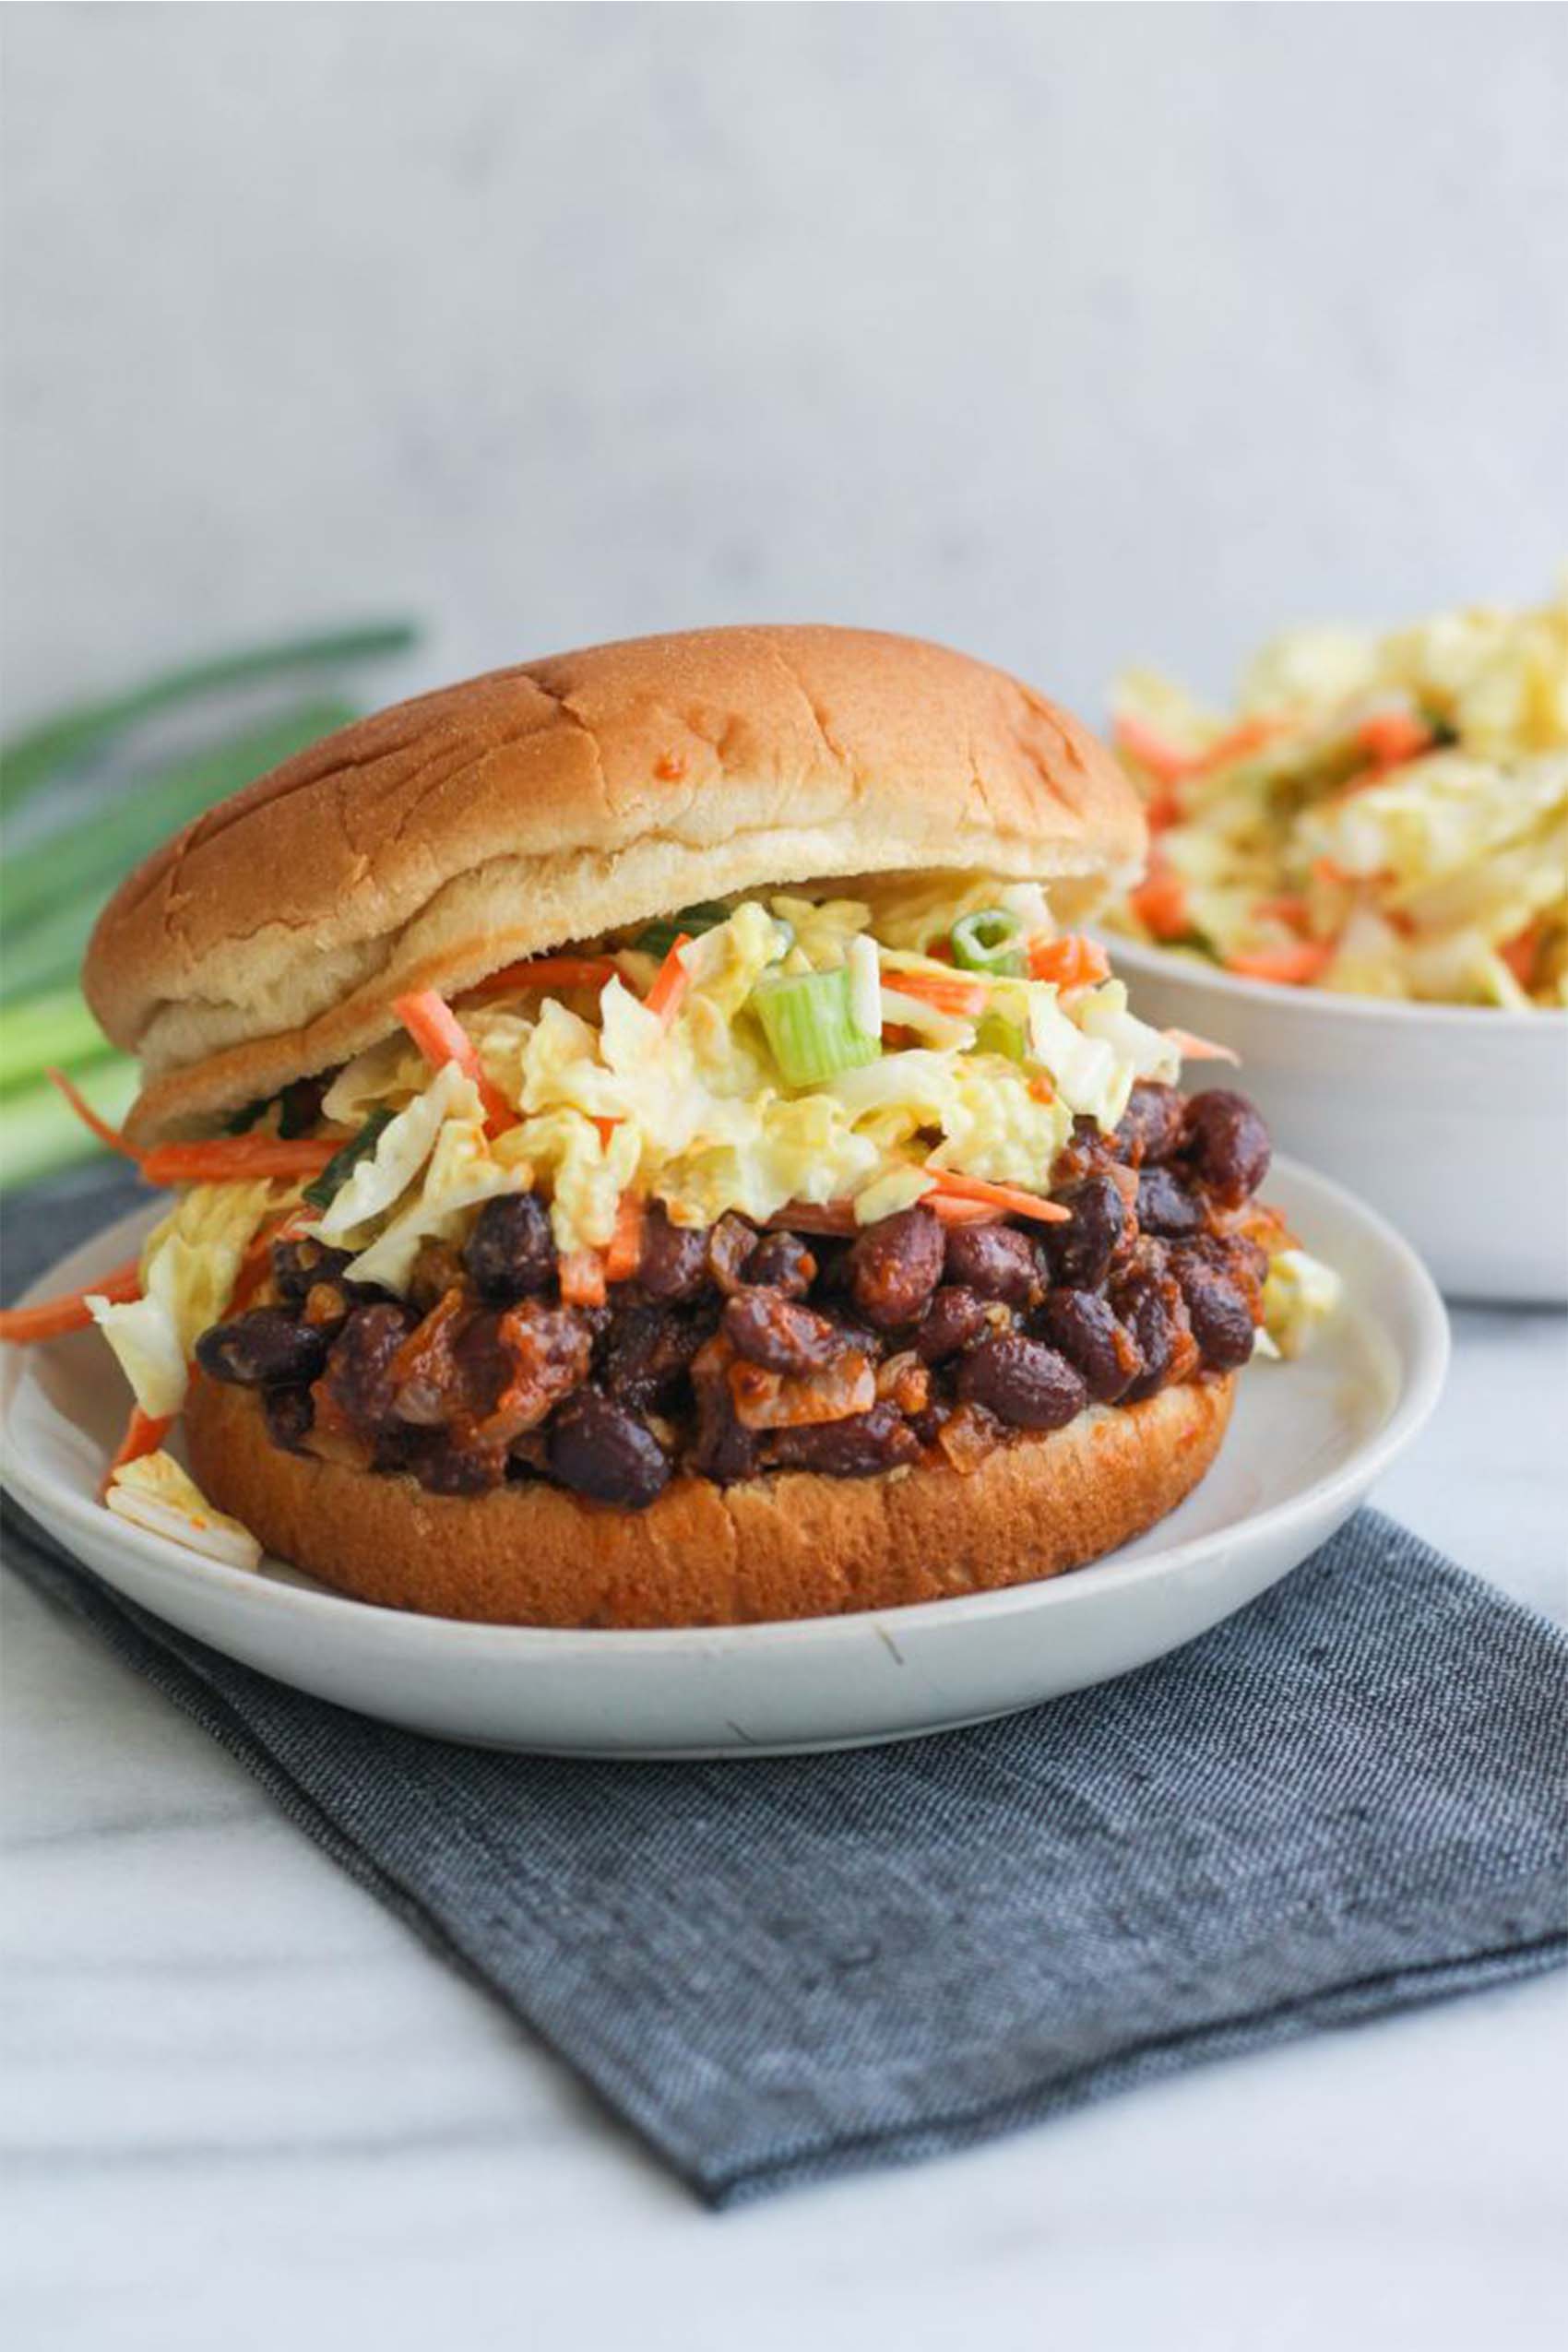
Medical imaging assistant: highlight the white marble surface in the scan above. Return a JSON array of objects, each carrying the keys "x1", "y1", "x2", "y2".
[{"x1": 4, "y1": 1306, "x2": 1565, "y2": 2352}]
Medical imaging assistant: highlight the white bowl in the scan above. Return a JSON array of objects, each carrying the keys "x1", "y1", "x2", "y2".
[
  {"x1": 1, "y1": 1161, "x2": 1446, "y2": 1756},
  {"x1": 1107, "y1": 937, "x2": 1568, "y2": 1303}
]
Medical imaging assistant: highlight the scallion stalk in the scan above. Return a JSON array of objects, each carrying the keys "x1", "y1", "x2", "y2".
[
  {"x1": 752, "y1": 968, "x2": 881, "y2": 1086},
  {"x1": 0, "y1": 988, "x2": 110, "y2": 1092},
  {"x1": 950, "y1": 908, "x2": 1026, "y2": 976},
  {"x1": 0, "y1": 1059, "x2": 139, "y2": 1191},
  {"x1": 974, "y1": 1010, "x2": 1028, "y2": 1062}
]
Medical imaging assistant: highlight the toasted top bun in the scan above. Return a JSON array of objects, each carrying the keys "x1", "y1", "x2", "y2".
[{"x1": 85, "y1": 624, "x2": 1143, "y2": 1143}]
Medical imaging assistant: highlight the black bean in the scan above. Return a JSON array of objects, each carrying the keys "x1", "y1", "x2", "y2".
[
  {"x1": 914, "y1": 1285, "x2": 992, "y2": 1363},
  {"x1": 1135, "y1": 1166, "x2": 1207, "y2": 1240},
  {"x1": 315, "y1": 1302, "x2": 420, "y2": 1428},
  {"x1": 600, "y1": 1301, "x2": 709, "y2": 1409},
  {"x1": 1170, "y1": 1251, "x2": 1256, "y2": 1370},
  {"x1": 462, "y1": 1194, "x2": 557, "y2": 1301},
  {"x1": 547, "y1": 1392, "x2": 671, "y2": 1509},
  {"x1": 637, "y1": 1202, "x2": 710, "y2": 1301},
  {"x1": 742, "y1": 1230, "x2": 817, "y2": 1298},
  {"x1": 941, "y1": 1222, "x2": 1044, "y2": 1306},
  {"x1": 1035, "y1": 1289, "x2": 1143, "y2": 1404},
  {"x1": 1183, "y1": 1088, "x2": 1271, "y2": 1207},
  {"x1": 1112, "y1": 1275, "x2": 1190, "y2": 1401},
  {"x1": 262, "y1": 1386, "x2": 315, "y2": 1452},
  {"x1": 769, "y1": 1403, "x2": 922, "y2": 1478},
  {"x1": 846, "y1": 1206, "x2": 946, "y2": 1330},
  {"x1": 1111, "y1": 1080, "x2": 1186, "y2": 1166},
  {"x1": 956, "y1": 1334, "x2": 1087, "y2": 1431},
  {"x1": 196, "y1": 1308, "x2": 330, "y2": 1389},
  {"x1": 722, "y1": 1292, "x2": 847, "y2": 1374},
  {"x1": 1046, "y1": 1172, "x2": 1127, "y2": 1289},
  {"x1": 270, "y1": 1237, "x2": 354, "y2": 1304}
]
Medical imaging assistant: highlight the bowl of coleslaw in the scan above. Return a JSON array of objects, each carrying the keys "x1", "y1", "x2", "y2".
[{"x1": 1099, "y1": 589, "x2": 1568, "y2": 1301}]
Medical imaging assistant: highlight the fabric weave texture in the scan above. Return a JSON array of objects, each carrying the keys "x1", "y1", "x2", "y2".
[{"x1": 4, "y1": 1172, "x2": 1564, "y2": 2204}]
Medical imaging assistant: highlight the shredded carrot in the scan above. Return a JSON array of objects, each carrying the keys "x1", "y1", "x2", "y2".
[
  {"x1": 644, "y1": 934, "x2": 694, "y2": 1027},
  {"x1": 1501, "y1": 921, "x2": 1545, "y2": 989},
  {"x1": 101, "y1": 1406, "x2": 175, "y2": 1499},
  {"x1": 467, "y1": 955, "x2": 619, "y2": 1000},
  {"x1": 1357, "y1": 711, "x2": 1434, "y2": 771},
  {"x1": 46, "y1": 1068, "x2": 142, "y2": 1161},
  {"x1": 604, "y1": 1194, "x2": 646, "y2": 1285},
  {"x1": 393, "y1": 988, "x2": 514, "y2": 1132},
  {"x1": 1028, "y1": 1073, "x2": 1056, "y2": 1105},
  {"x1": 1251, "y1": 894, "x2": 1313, "y2": 932},
  {"x1": 1146, "y1": 783, "x2": 1185, "y2": 834},
  {"x1": 1312, "y1": 855, "x2": 1356, "y2": 889},
  {"x1": 559, "y1": 1248, "x2": 608, "y2": 1308},
  {"x1": 884, "y1": 970, "x2": 989, "y2": 1019},
  {"x1": 1186, "y1": 717, "x2": 1286, "y2": 776},
  {"x1": 1127, "y1": 868, "x2": 1190, "y2": 942},
  {"x1": 1112, "y1": 714, "x2": 1193, "y2": 786},
  {"x1": 0, "y1": 1260, "x2": 141, "y2": 1343},
  {"x1": 139, "y1": 1136, "x2": 342, "y2": 1186},
  {"x1": 1028, "y1": 934, "x2": 1111, "y2": 990},
  {"x1": 1164, "y1": 1028, "x2": 1241, "y2": 1066},
  {"x1": 927, "y1": 1196, "x2": 1006, "y2": 1228},
  {"x1": 1224, "y1": 942, "x2": 1334, "y2": 986},
  {"x1": 924, "y1": 1170, "x2": 1071, "y2": 1224},
  {"x1": 879, "y1": 1022, "x2": 921, "y2": 1051}
]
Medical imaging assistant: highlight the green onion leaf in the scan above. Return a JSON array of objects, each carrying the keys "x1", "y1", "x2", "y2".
[
  {"x1": 303, "y1": 1109, "x2": 394, "y2": 1212},
  {"x1": 0, "y1": 623, "x2": 417, "y2": 814},
  {"x1": 0, "y1": 1059, "x2": 139, "y2": 1192},
  {"x1": 0, "y1": 987, "x2": 109, "y2": 1093},
  {"x1": 634, "y1": 902, "x2": 732, "y2": 958},
  {"x1": 752, "y1": 968, "x2": 881, "y2": 1087},
  {"x1": 950, "y1": 908, "x2": 1026, "y2": 976}
]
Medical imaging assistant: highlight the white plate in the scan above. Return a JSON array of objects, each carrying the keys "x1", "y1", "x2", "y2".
[
  {"x1": 1108, "y1": 935, "x2": 1568, "y2": 1305},
  {"x1": 1, "y1": 1159, "x2": 1446, "y2": 1758}
]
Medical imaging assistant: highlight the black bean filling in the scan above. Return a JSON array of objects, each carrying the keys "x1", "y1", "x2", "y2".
[{"x1": 194, "y1": 1083, "x2": 1273, "y2": 1512}]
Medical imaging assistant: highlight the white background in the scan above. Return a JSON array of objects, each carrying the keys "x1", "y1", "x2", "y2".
[{"x1": 5, "y1": 3, "x2": 1567, "y2": 726}]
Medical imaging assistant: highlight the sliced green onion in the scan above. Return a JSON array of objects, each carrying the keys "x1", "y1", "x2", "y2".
[
  {"x1": 752, "y1": 968, "x2": 881, "y2": 1087},
  {"x1": 303, "y1": 1109, "x2": 394, "y2": 1212},
  {"x1": 0, "y1": 897, "x2": 101, "y2": 1002},
  {"x1": 974, "y1": 1010, "x2": 1028, "y2": 1062},
  {"x1": 950, "y1": 908, "x2": 1026, "y2": 976},
  {"x1": 634, "y1": 902, "x2": 732, "y2": 958}
]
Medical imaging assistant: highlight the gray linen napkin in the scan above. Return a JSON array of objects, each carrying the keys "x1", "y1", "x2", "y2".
[{"x1": 4, "y1": 1171, "x2": 1566, "y2": 2205}]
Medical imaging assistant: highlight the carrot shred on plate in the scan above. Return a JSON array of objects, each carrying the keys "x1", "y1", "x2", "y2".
[
  {"x1": 1163, "y1": 1028, "x2": 1241, "y2": 1066},
  {"x1": 0, "y1": 1260, "x2": 141, "y2": 1343},
  {"x1": 1500, "y1": 921, "x2": 1545, "y2": 990},
  {"x1": 393, "y1": 988, "x2": 514, "y2": 1132},
  {"x1": 1112, "y1": 714, "x2": 1193, "y2": 787}
]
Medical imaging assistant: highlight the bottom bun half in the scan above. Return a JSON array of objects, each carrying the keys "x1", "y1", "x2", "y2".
[{"x1": 184, "y1": 1372, "x2": 1234, "y2": 1629}]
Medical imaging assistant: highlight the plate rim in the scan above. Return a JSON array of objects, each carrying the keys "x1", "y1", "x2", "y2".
[{"x1": 1, "y1": 1155, "x2": 1449, "y2": 1657}]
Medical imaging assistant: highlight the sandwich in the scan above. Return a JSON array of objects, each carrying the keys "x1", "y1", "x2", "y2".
[{"x1": 6, "y1": 626, "x2": 1337, "y2": 1625}]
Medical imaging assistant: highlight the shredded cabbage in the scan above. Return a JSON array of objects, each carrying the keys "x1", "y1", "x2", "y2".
[{"x1": 1108, "y1": 587, "x2": 1568, "y2": 1006}]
